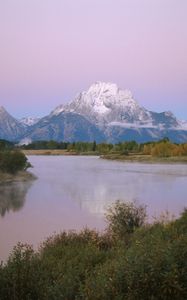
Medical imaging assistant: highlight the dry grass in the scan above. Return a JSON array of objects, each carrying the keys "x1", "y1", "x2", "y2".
[{"x1": 21, "y1": 149, "x2": 78, "y2": 156}]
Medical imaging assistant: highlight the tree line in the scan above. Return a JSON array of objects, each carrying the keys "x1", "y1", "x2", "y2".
[
  {"x1": 143, "y1": 138, "x2": 187, "y2": 157},
  {"x1": 20, "y1": 138, "x2": 187, "y2": 157},
  {"x1": 1, "y1": 137, "x2": 187, "y2": 158}
]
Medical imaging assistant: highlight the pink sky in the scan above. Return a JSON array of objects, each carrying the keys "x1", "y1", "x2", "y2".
[{"x1": 0, "y1": 0, "x2": 187, "y2": 119}]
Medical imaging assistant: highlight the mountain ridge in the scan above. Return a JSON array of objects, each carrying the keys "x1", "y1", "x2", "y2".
[
  {"x1": 0, "y1": 82, "x2": 187, "y2": 143},
  {"x1": 51, "y1": 82, "x2": 184, "y2": 130}
]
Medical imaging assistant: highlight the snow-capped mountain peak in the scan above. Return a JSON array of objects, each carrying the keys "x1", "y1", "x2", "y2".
[
  {"x1": 87, "y1": 81, "x2": 119, "y2": 96},
  {"x1": 83, "y1": 82, "x2": 135, "y2": 113},
  {"x1": 60, "y1": 82, "x2": 151, "y2": 125},
  {"x1": 50, "y1": 82, "x2": 183, "y2": 131},
  {"x1": 82, "y1": 81, "x2": 134, "y2": 106},
  {"x1": 51, "y1": 82, "x2": 137, "y2": 118}
]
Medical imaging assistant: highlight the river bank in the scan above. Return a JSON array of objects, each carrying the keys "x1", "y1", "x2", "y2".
[
  {"x1": 22, "y1": 149, "x2": 99, "y2": 156},
  {"x1": 22, "y1": 149, "x2": 78, "y2": 155},
  {"x1": 22, "y1": 149, "x2": 187, "y2": 163},
  {"x1": 101, "y1": 153, "x2": 187, "y2": 164}
]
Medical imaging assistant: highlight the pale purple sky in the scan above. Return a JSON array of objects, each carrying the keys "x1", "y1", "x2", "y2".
[{"x1": 0, "y1": 0, "x2": 187, "y2": 119}]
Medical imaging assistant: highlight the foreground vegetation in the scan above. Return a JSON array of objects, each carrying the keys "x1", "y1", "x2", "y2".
[{"x1": 0, "y1": 201, "x2": 187, "y2": 300}]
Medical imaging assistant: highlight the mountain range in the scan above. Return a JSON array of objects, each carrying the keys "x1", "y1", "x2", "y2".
[{"x1": 1, "y1": 82, "x2": 187, "y2": 143}]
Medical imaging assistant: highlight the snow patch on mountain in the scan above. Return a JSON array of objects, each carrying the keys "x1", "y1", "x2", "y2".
[
  {"x1": 20, "y1": 117, "x2": 40, "y2": 126},
  {"x1": 177, "y1": 120, "x2": 187, "y2": 130},
  {"x1": 108, "y1": 121, "x2": 158, "y2": 129},
  {"x1": 51, "y1": 105, "x2": 65, "y2": 116}
]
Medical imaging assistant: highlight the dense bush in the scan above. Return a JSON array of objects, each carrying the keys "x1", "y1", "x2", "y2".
[
  {"x1": 105, "y1": 200, "x2": 146, "y2": 240},
  {"x1": 0, "y1": 203, "x2": 186, "y2": 299},
  {"x1": 83, "y1": 215, "x2": 187, "y2": 300},
  {"x1": 0, "y1": 150, "x2": 31, "y2": 174}
]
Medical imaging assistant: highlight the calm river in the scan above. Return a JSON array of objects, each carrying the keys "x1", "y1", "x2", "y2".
[{"x1": 0, "y1": 156, "x2": 187, "y2": 261}]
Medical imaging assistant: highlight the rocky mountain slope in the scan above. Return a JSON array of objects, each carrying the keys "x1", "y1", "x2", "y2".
[
  {"x1": 0, "y1": 106, "x2": 26, "y2": 141},
  {"x1": 23, "y1": 112, "x2": 105, "y2": 142}
]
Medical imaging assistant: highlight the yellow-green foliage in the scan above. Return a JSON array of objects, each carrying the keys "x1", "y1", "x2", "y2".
[
  {"x1": 143, "y1": 141, "x2": 187, "y2": 157},
  {"x1": 143, "y1": 144, "x2": 152, "y2": 155}
]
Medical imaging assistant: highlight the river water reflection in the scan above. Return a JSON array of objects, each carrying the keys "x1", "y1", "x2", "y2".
[{"x1": 0, "y1": 156, "x2": 187, "y2": 261}]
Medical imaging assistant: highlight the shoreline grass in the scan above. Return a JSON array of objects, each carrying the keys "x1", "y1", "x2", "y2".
[{"x1": 22, "y1": 149, "x2": 78, "y2": 155}]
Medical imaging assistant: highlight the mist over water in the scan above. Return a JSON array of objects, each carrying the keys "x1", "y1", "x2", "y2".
[{"x1": 0, "y1": 156, "x2": 187, "y2": 261}]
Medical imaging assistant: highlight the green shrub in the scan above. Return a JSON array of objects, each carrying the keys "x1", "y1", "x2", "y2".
[
  {"x1": 37, "y1": 229, "x2": 111, "y2": 299},
  {"x1": 0, "y1": 243, "x2": 42, "y2": 300},
  {"x1": 0, "y1": 150, "x2": 31, "y2": 174}
]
